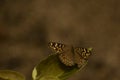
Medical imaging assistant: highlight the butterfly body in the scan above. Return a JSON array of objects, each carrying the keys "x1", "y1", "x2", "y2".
[{"x1": 48, "y1": 42, "x2": 92, "y2": 68}]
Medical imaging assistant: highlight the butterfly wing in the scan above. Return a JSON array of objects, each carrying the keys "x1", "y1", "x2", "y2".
[
  {"x1": 59, "y1": 46, "x2": 75, "y2": 66},
  {"x1": 48, "y1": 42, "x2": 65, "y2": 54},
  {"x1": 48, "y1": 42, "x2": 75, "y2": 66},
  {"x1": 74, "y1": 48, "x2": 88, "y2": 68}
]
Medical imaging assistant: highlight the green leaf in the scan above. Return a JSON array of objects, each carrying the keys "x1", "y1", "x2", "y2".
[
  {"x1": 0, "y1": 70, "x2": 25, "y2": 80},
  {"x1": 32, "y1": 54, "x2": 88, "y2": 80}
]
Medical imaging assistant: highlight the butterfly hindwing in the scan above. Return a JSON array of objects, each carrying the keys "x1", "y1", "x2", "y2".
[{"x1": 59, "y1": 46, "x2": 75, "y2": 66}]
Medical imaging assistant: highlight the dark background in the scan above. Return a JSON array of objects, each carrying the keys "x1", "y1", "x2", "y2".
[{"x1": 0, "y1": 0, "x2": 120, "y2": 80}]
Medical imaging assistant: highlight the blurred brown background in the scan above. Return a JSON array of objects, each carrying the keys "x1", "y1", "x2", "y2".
[{"x1": 0, "y1": 0, "x2": 120, "y2": 80}]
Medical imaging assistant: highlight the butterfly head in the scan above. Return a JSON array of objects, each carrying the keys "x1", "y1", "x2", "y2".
[{"x1": 75, "y1": 47, "x2": 92, "y2": 59}]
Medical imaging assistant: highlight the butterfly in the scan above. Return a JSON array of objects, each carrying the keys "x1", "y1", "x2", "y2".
[{"x1": 48, "y1": 42, "x2": 92, "y2": 68}]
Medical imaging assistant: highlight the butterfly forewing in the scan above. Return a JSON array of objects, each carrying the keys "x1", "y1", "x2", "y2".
[
  {"x1": 74, "y1": 49, "x2": 87, "y2": 68},
  {"x1": 48, "y1": 42, "x2": 65, "y2": 54},
  {"x1": 74, "y1": 48, "x2": 92, "y2": 59},
  {"x1": 74, "y1": 48, "x2": 92, "y2": 67}
]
